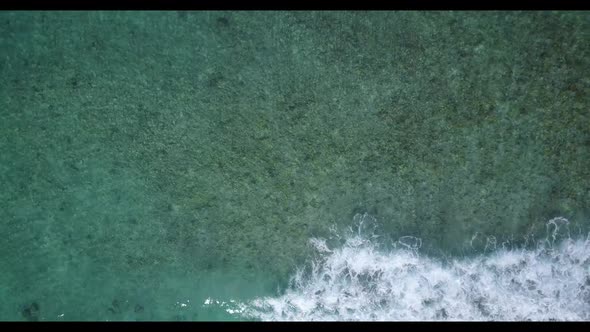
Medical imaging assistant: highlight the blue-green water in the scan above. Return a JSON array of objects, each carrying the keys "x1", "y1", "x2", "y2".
[{"x1": 0, "y1": 11, "x2": 589, "y2": 321}]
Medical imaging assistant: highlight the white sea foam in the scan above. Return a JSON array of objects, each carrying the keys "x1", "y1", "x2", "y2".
[{"x1": 205, "y1": 214, "x2": 590, "y2": 321}]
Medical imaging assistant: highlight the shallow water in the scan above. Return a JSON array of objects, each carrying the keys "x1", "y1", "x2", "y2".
[{"x1": 0, "y1": 11, "x2": 588, "y2": 321}]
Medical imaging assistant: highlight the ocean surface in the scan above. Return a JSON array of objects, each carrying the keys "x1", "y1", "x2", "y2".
[{"x1": 0, "y1": 11, "x2": 588, "y2": 321}]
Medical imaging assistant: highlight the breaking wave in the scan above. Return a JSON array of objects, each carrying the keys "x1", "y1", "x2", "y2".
[{"x1": 205, "y1": 214, "x2": 590, "y2": 321}]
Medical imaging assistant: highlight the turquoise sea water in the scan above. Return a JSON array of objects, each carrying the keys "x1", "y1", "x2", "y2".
[{"x1": 0, "y1": 11, "x2": 588, "y2": 321}]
